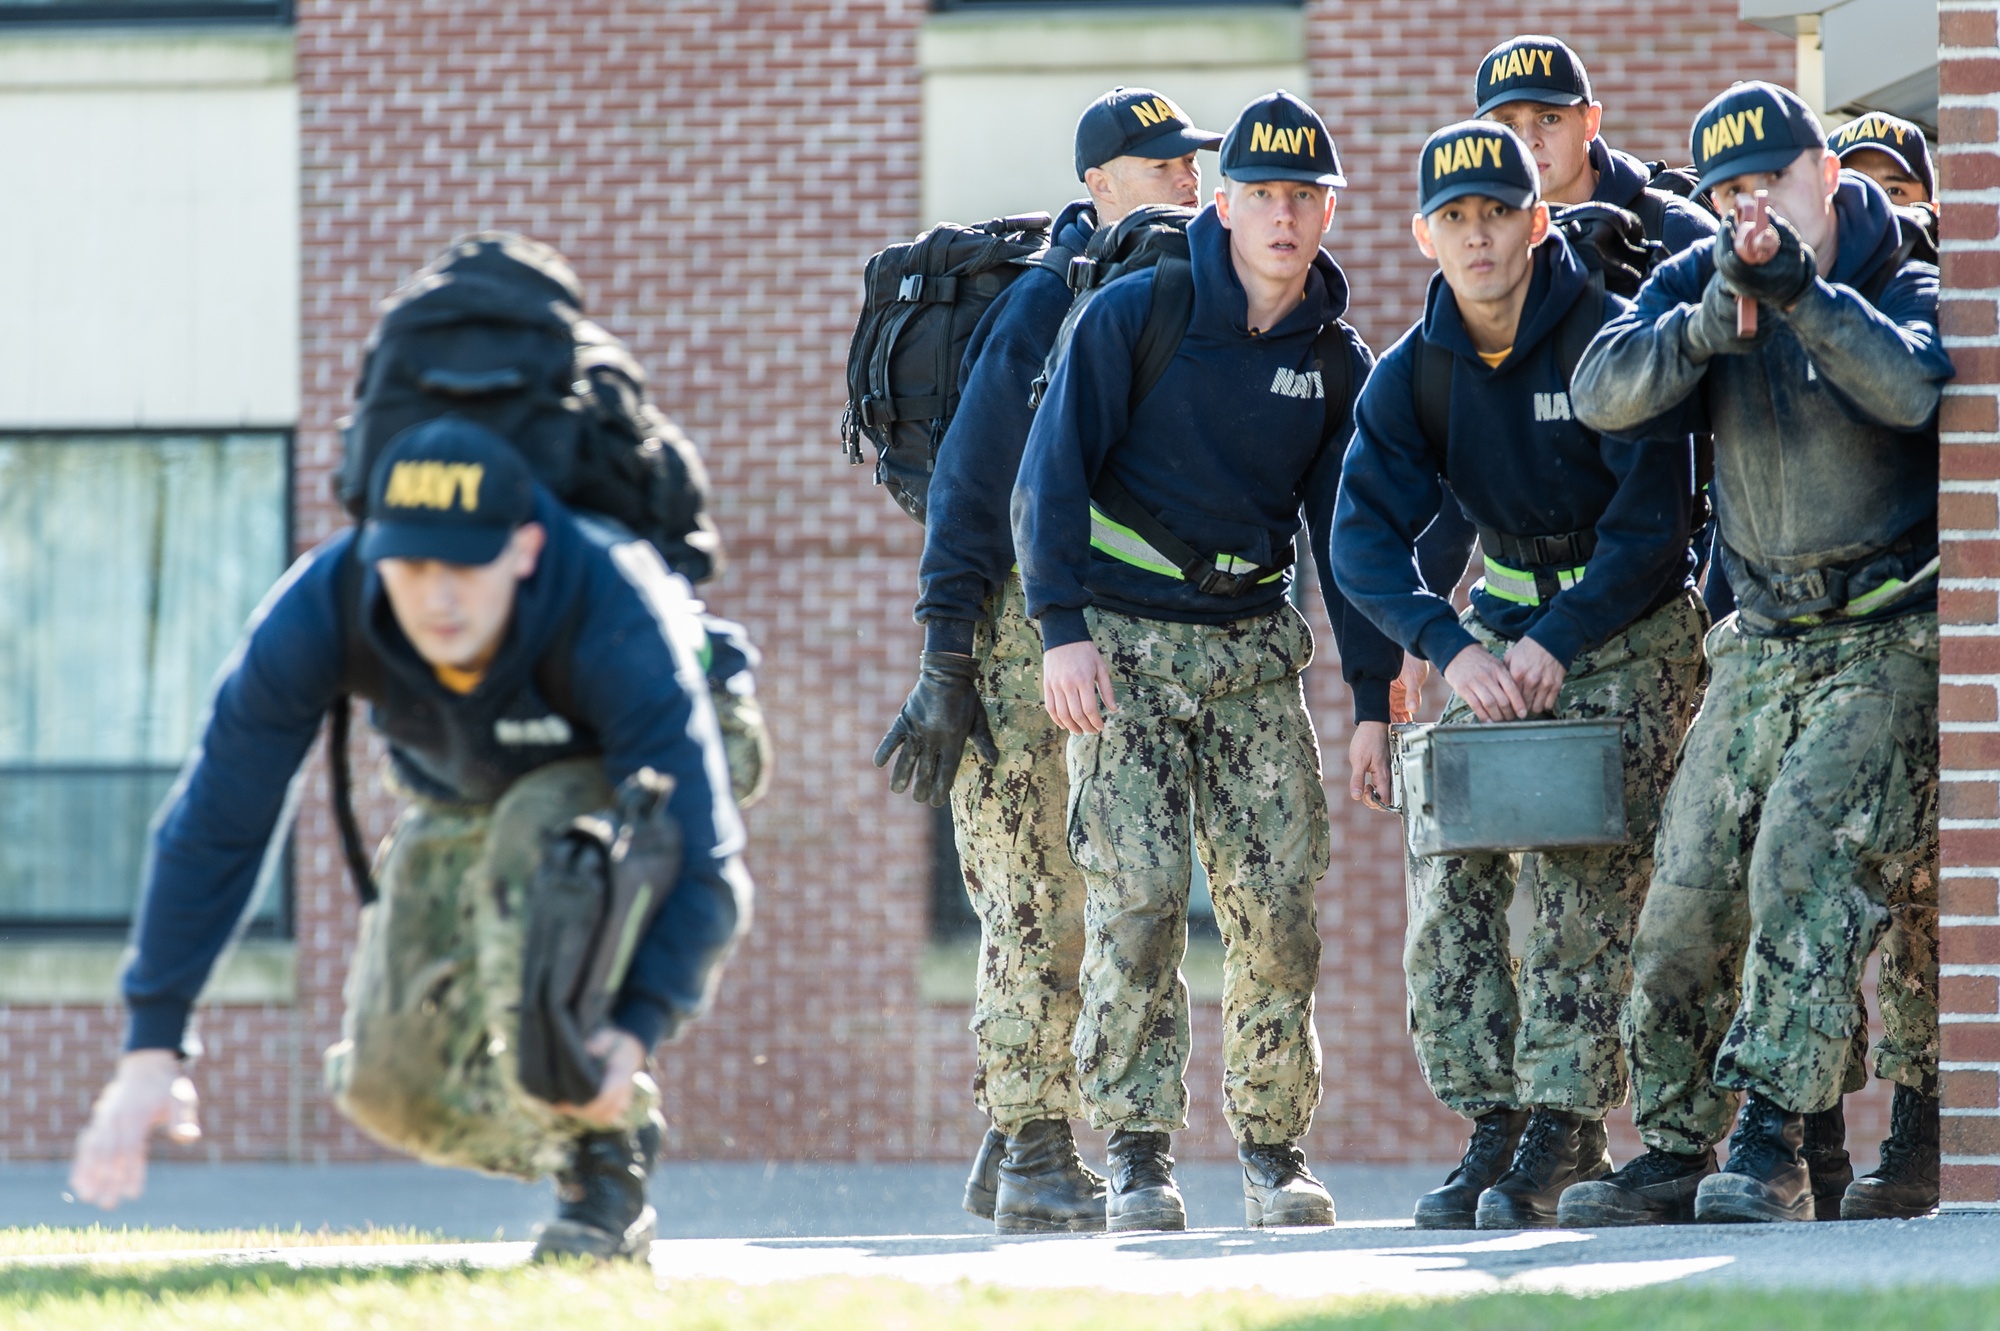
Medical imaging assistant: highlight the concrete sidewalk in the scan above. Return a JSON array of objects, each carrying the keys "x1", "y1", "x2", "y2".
[{"x1": 0, "y1": 1160, "x2": 1442, "y2": 1239}]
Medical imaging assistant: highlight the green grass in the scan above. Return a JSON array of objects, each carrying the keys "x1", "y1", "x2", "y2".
[{"x1": 0, "y1": 1233, "x2": 1993, "y2": 1330}]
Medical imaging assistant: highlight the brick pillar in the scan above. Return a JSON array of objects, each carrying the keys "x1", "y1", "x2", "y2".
[{"x1": 1940, "y1": 0, "x2": 2000, "y2": 1211}]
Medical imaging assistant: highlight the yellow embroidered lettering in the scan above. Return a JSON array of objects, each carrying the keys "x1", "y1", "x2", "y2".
[
  {"x1": 1534, "y1": 49, "x2": 1553, "y2": 77},
  {"x1": 1251, "y1": 122, "x2": 1275, "y2": 153},
  {"x1": 1299, "y1": 126, "x2": 1316, "y2": 157},
  {"x1": 1132, "y1": 101, "x2": 1161, "y2": 129},
  {"x1": 1434, "y1": 144, "x2": 1455, "y2": 177},
  {"x1": 1742, "y1": 106, "x2": 1765, "y2": 142},
  {"x1": 454, "y1": 463, "x2": 483, "y2": 512}
]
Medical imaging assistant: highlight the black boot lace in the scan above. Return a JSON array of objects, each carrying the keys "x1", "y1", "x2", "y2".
[
  {"x1": 1112, "y1": 1132, "x2": 1175, "y2": 1192},
  {"x1": 1446, "y1": 1112, "x2": 1520, "y2": 1186},
  {"x1": 1607, "y1": 1147, "x2": 1707, "y2": 1189},
  {"x1": 1724, "y1": 1095, "x2": 1795, "y2": 1179},
  {"x1": 1242, "y1": 1142, "x2": 1310, "y2": 1186},
  {"x1": 1506, "y1": 1111, "x2": 1574, "y2": 1183},
  {"x1": 1872, "y1": 1086, "x2": 1938, "y2": 1182}
]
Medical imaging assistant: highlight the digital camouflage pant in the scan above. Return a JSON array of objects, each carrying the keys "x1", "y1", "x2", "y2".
[
  {"x1": 949, "y1": 574, "x2": 1090, "y2": 1135},
  {"x1": 324, "y1": 758, "x2": 658, "y2": 1180},
  {"x1": 1406, "y1": 591, "x2": 1708, "y2": 1120},
  {"x1": 1627, "y1": 612, "x2": 1939, "y2": 1154},
  {"x1": 1066, "y1": 604, "x2": 1330, "y2": 1145}
]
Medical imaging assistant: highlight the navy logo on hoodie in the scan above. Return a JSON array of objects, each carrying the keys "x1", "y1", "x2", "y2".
[{"x1": 1270, "y1": 367, "x2": 1324, "y2": 399}]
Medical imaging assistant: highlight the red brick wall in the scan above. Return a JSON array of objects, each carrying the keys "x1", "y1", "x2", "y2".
[
  {"x1": 1939, "y1": 0, "x2": 2000, "y2": 1210},
  {"x1": 0, "y1": 1, "x2": 1813, "y2": 1170}
]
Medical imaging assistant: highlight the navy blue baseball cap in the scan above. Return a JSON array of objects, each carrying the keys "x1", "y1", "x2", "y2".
[
  {"x1": 360, "y1": 416, "x2": 536, "y2": 566},
  {"x1": 1419, "y1": 121, "x2": 1540, "y2": 215},
  {"x1": 1830, "y1": 111, "x2": 1935, "y2": 199},
  {"x1": 1474, "y1": 35, "x2": 1593, "y2": 118},
  {"x1": 1074, "y1": 87, "x2": 1222, "y2": 182},
  {"x1": 1219, "y1": 90, "x2": 1344, "y2": 187},
  {"x1": 1691, "y1": 81, "x2": 1826, "y2": 194}
]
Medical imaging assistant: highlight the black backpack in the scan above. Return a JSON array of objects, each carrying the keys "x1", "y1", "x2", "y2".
[
  {"x1": 340, "y1": 232, "x2": 721, "y2": 585},
  {"x1": 842, "y1": 213, "x2": 1075, "y2": 522},
  {"x1": 1642, "y1": 161, "x2": 1718, "y2": 220},
  {"x1": 1552, "y1": 202, "x2": 1657, "y2": 299},
  {"x1": 1028, "y1": 204, "x2": 1196, "y2": 408},
  {"x1": 1071, "y1": 242, "x2": 1358, "y2": 600}
]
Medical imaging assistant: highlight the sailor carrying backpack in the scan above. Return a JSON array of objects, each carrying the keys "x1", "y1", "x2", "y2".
[
  {"x1": 339, "y1": 231, "x2": 722, "y2": 584},
  {"x1": 1045, "y1": 215, "x2": 1357, "y2": 600},
  {"x1": 842, "y1": 213, "x2": 1079, "y2": 522}
]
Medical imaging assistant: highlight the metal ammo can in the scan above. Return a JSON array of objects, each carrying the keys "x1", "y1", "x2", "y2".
[{"x1": 1390, "y1": 719, "x2": 1629, "y2": 857}]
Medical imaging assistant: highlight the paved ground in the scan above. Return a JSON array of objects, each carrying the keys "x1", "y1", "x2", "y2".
[
  {"x1": 1, "y1": 1162, "x2": 1992, "y2": 1300},
  {"x1": 0, "y1": 1160, "x2": 1441, "y2": 1238}
]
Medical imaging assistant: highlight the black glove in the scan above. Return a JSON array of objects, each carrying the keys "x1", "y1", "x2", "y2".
[
  {"x1": 1683, "y1": 269, "x2": 1764, "y2": 362},
  {"x1": 1716, "y1": 209, "x2": 1817, "y2": 309},
  {"x1": 1552, "y1": 201, "x2": 1655, "y2": 299},
  {"x1": 874, "y1": 652, "x2": 999, "y2": 807}
]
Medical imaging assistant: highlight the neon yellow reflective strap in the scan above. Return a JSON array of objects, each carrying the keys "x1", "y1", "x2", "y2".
[
  {"x1": 1480, "y1": 555, "x2": 1586, "y2": 607},
  {"x1": 1089, "y1": 504, "x2": 1183, "y2": 578},
  {"x1": 1088, "y1": 506, "x2": 1284, "y2": 586},
  {"x1": 1834, "y1": 555, "x2": 1942, "y2": 620}
]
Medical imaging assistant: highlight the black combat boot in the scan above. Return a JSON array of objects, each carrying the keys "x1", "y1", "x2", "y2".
[
  {"x1": 1841, "y1": 1083, "x2": 1940, "y2": 1220},
  {"x1": 532, "y1": 1111, "x2": 662, "y2": 1261},
  {"x1": 1557, "y1": 1147, "x2": 1717, "y2": 1226},
  {"x1": 1104, "y1": 1129, "x2": 1185, "y2": 1232},
  {"x1": 1801, "y1": 1098, "x2": 1854, "y2": 1221},
  {"x1": 1414, "y1": 1108, "x2": 1527, "y2": 1230},
  {"x1": 1694, "y1": 1092, "x2": 1813, "y2": 1223},
  {"x1": 994, "y1": 1119, "x2": 1108, "y2": 1233},
  {"x1": 963, "y1": 1124, "x2": 1004, "y2": 1220},
  {"x1": 1475, "y1": 1108, "x2": 1611, "y2": 1229},
  {"x1": 1239, "y1": 1140, "x2": 1334, "y2": 1228}
]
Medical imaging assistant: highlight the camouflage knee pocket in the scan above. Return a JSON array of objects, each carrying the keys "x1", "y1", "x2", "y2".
[{"x1": 325, "y1": 760, "x2": 656, "y2": 1180}]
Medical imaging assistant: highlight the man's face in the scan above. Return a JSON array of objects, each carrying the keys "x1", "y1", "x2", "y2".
[
  {"x1": 1708, "y1": 147, "x2": 1841, "y2": 257},
  {"x1": 1086, "y1": 152, "x2": 1203, "y2": 223},
  {"x1": 376, "y1": 522, "x2": 545, "y2": 671},
  {"x1": 1841, "y1": 147, "x2": 1929, "y2": 205},
  {"x1": 1413, "y1": 194, "x2": 1549, "y2": 306},
  {"x1": 1482, "y1": 101, "x2": 1601, "y2": 202},
  {"x1": 1215, "y1": 179, "x2": 1334, "y2": 290}
]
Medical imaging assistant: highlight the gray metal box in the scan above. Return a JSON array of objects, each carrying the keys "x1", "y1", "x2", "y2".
[{"x1": 1392, "y1": 719, "x2": 1629, "y2": 857}]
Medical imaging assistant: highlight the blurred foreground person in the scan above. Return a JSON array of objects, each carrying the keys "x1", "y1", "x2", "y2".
[
  {"x1": 1568, "y1": 83, "x2": 1948, "y2": 1225},
  {"x1": 70, "y1": 418, "x2": 750, "y2": 1261}
]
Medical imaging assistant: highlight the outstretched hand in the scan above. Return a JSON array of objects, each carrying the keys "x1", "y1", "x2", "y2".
[
  {"x1": 550, "y1": 1028, "x2": 647, "y2": 1128},
  {"x1": 69, "y1": 1050, "x2": 202, "y2": 1211}
]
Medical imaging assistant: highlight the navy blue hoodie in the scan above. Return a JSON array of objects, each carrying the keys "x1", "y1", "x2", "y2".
[
  {"x1": 1574, "y1": 173, "x2": 1948, "y2": 632},
  {"x1": 1333, "y1": 233, "x2": 1695, "y2": 672},
  {"x1": 917, "y1": 201, "x2": 1096, "y2": 654},
  {"x1": 1590, "y1": 138, "x2": 1718, "y2": 256},
  {"x1": 123, "y1": 493, "x2": 750, "y2": 1054},
  {"x1": 1011, "y1": 204, "x2": 1408, "y2": 716}
]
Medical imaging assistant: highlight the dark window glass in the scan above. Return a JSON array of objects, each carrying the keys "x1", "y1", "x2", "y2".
[
  {"x1": 0, "y1": 2, "x2": 289, "y2": 24},
  {"x1": 0, "y1": 432, "x2": 291, "y2": 933}
]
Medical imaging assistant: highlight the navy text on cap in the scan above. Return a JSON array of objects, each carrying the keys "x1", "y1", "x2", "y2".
[
  {"x1": 1073, "y1": 87, "x2": 1223, "y2": 182},
  {"x1": 1419, "y1": 121, "x2": 1540, "y2": 216},
  {"x1": 1690, "y1": 81, "x2": 1826, "y2": 194},
  {"x1": 1829, "y1": 111, "x2": 1934, "y2": 198},
  {"x1": 360, "y1": 415, "x2": 537, "y2": 566},
  {"x1": 1474, "y1": 35, "x2": 1593, "y2": 118},
  {"x1": 1219, "y1": 90, "x2": 1344, "y2": 187}
]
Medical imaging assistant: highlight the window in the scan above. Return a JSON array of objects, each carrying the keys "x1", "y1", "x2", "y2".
[
  {"x1": 935, "y1": 1, "x2": 1295, "y2": 8},
  {"x1": 0, "y1": 432, "x2": 290, "y2": 930},
  {"x1": 0, "y1": 1, "x2": 288, "y2": 23}
]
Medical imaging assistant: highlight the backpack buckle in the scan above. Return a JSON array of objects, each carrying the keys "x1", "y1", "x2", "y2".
[
  {"x1": 898, "y1": 274, "x2": 924, "y2": 302},
  {"x1": 1195, "y1": 568, "x2": 1254, "y2": 598},
  {"x1": 1067, "y1": 256, "x2": 1099, "y2": 293}
]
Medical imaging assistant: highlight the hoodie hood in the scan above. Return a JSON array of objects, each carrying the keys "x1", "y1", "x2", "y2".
[
  {"x1": 1186, "y1": 203, "x2": 1347, "y2": 343},
  {"x1": 1827, "y1": 170, "x2": 1904, "y2": 289},
  {"x1": 1589, "y1": 139, "x2": 1651, "y2": 211},
  {"x1": 1419, "y1": 230, "x2": 1591, "y2": 371}
]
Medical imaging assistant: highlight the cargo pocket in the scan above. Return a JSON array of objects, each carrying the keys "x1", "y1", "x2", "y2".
[{"x1": 1809, "y1": 1001, "x2": 1862, "y2": 1043}]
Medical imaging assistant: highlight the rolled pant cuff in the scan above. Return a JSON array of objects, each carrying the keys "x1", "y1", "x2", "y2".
[
  {"x1": 989, "y1": 1106, "x2": 1077, "y2": 1136},
  {"x1": 1096, "y1": 1115, "x2": 1184, "y2": 1135},
  {"x1": 1640, "y1": 1125, "x2": 1722, "y2": 1156}
]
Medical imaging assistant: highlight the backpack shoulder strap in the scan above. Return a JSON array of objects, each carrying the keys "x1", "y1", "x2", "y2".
[
  {"x1": 329, "y1": 541, "x2": 379, "y2": 907},
  {"x1": 1128, "y1": 257, "x2": 1195, "y2": 414},
  {"x1": 1410, "y1": 334, "x2": 1452, "y2": 471},
  {"x1": 1314, "y1": 323, "x2": 1355, "y2": 453},
  {"x1": 1633, "y1": 188, "x2": 1671, "y2": 249},
  {"x1": 1859, "y1": 224, "x2": 1923, "y2": 308},
  {"x1": 1556, "y1": 271, "x2": 1606, "y2": 389}
]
